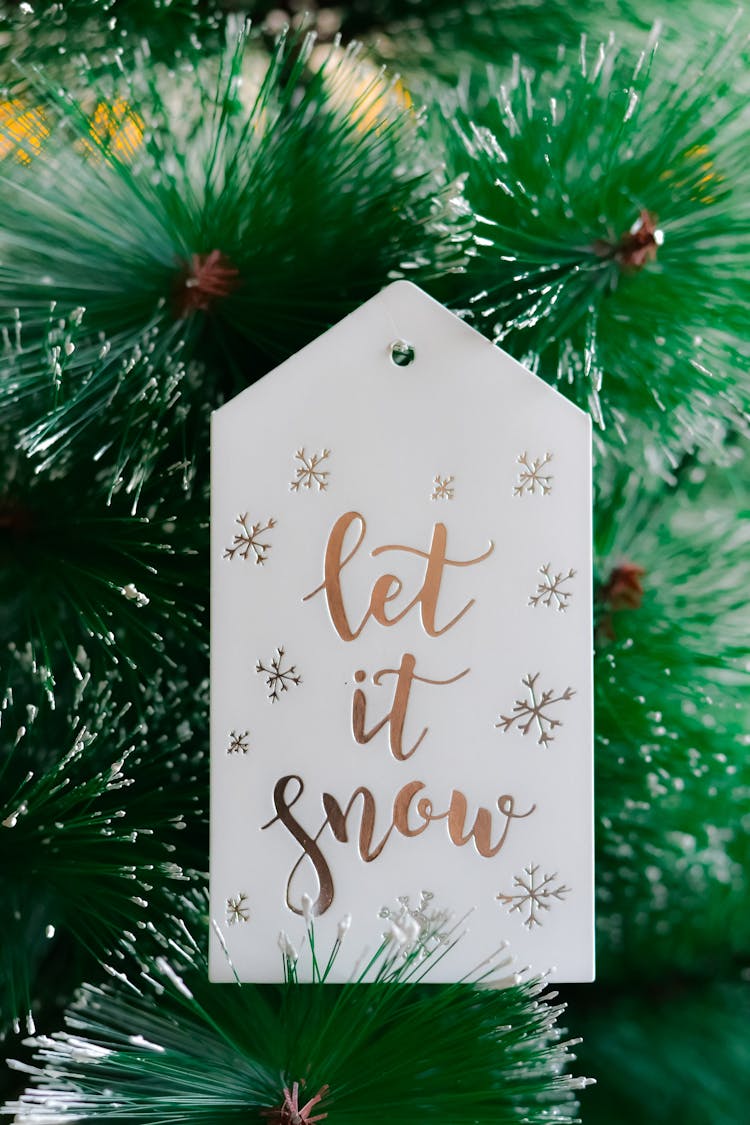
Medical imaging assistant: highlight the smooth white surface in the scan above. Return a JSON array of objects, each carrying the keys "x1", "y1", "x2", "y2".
[{"x1": 210, "y1": 281, "x2": 594, "y2": 983}]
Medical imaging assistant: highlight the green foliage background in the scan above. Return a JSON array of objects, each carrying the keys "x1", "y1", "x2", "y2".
[{"x1": 0, "y1": 2, "x2": 748, "y2": 1123}]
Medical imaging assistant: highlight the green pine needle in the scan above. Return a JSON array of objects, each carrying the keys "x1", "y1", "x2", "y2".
[
  {"x1": 599, "y1": 0, "x2": 750, "y2": 58},
  {"x1": 0, "y1": 29, "x2": 465, "y2": 477},
  {"x1": 0, "y1": 440, "x2": 206, "y2": 693},
  {"x1": 0, "y1": 0, "x2": 224, "y2": 79},
  {"x1": 7, "y1": 902, "x2": 589, "y2": 1123},
  {"x1": 0, "y1": 306, "x2": 204, "y2": 506},
  {"x1": 568, "y1": 979, "x2": 750, "y2": 1125},
  {"x1": 593, "y1": 464, "x2": 750, "y2": 975},
  {"x1": 326, "y1": 0, "x2": 596, "y2": 83},
  {"x1": 0, "y1": 670, "x2": 207, "y2": 1041},
  {"x1": 439, "y1": 29, "x2": 750, "y2": 455}
]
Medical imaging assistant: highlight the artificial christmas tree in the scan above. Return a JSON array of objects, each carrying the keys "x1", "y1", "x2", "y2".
[{"x1": 1, "y1": 3, "x2": 748, "y2": 1123}]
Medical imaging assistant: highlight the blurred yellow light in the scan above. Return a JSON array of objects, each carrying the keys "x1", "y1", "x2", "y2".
[
  {"x1": 0, "y1": 100, "x2": 49, "y2": 164},
  {"x1": 88, "y1": 98, "x2": 144, "y2": 159},
  {"x1": 314, "y1": 45, "x2": 414, "y2": 136}
]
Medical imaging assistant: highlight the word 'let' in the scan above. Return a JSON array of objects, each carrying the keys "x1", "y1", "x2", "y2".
[{"x1": 303, "y1": 511, "x2": 494, "y2": 641}]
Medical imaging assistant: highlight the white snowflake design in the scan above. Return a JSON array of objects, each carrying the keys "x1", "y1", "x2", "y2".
[
  {"x1": 256, "y1": 646, "x2": 302, "y2": 702},
  {"x1": 513, "y1": 451, "x2": 553, "y2": 496},
  {"x1": 497, "y1": 864, "x2": 571, "y2": 929},
  {"x1": 431, "y1": 475, "x2": 455, "y2": 500},
  {"x1": 226, "y1": 730, "x2": 250, "y2": 755},
  {"x1": 378, "y1": 891, "x2": 453, "y2": 957},
  {"x1": 528, "y1": 563, "x2": 576, "y2": 611},
  {"x1": 226, "y1": 893, "x2": 250, "y2": 925},
  {"x1": 290, "y1": 447, "x2": 331, "y2": 492},
  {"x1": 496, "y1": 672, "x2": 575, "y2": 746},
  {"x1": 223, "y1": 514, "x2": 276, "y2": 564}
]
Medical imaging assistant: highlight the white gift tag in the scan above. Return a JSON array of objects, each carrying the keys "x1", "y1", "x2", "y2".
[{"x1": 210, "y1": 281, "x2": 594, "y2": 983}]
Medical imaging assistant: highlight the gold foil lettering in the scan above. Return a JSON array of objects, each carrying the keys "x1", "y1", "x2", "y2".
[
  {"x1": 262, "y1": 775, "x2": 335, "y2": 917},
  {"x1": 352, "y1": 654, "x2": 470, "y2": 760},
  {"x1": 263, "y1": 775, "x2": 536, "y2": 916},
  {"x1": 304, "y1": 511, "x2": 494, "y2": 640}
]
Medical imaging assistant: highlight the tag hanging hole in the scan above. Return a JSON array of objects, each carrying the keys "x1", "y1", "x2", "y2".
[{"x1": 389, "y1": 339, "x2": 415, "y2": 367}]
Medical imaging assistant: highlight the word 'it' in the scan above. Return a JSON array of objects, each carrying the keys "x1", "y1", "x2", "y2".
[{"x1": 351, "y1": 654, "x2": 469, "y2": 761}]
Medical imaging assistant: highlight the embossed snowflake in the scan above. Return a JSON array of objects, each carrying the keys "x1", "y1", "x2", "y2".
[
  {"x1": 431, "y1": 475, "x2": 455, "y2": 500},
  {"x1": 223, "y1": 514, "x2": 276, "y2": 564},
  {"x1": 226, "y1": 893, "x2": 250, "y2": 925},
  {"x1": 378, "y1": 891, "x2": 452, "y2": 957},
  {"x1": 496, "y1": 672, "x2": 575, "y2": 746},
  {"x1": 256, "y1": 647, "x2": 302, "y2": 702},
  {"x1": 290, "y1": 448, "x2": 331, "y2": 492},
  {"x1": 226, "y1": 730, "x2": 250, "y2": 755},
  {"x1": 514, "y1": 451, "x2": 553, "y2": 496},
  {"x1": 528, "y1": 563, "x2": 576, "y2": 611},
  {"x1": 497, "y1": 864, "x2": 571, "y2": 928}
]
